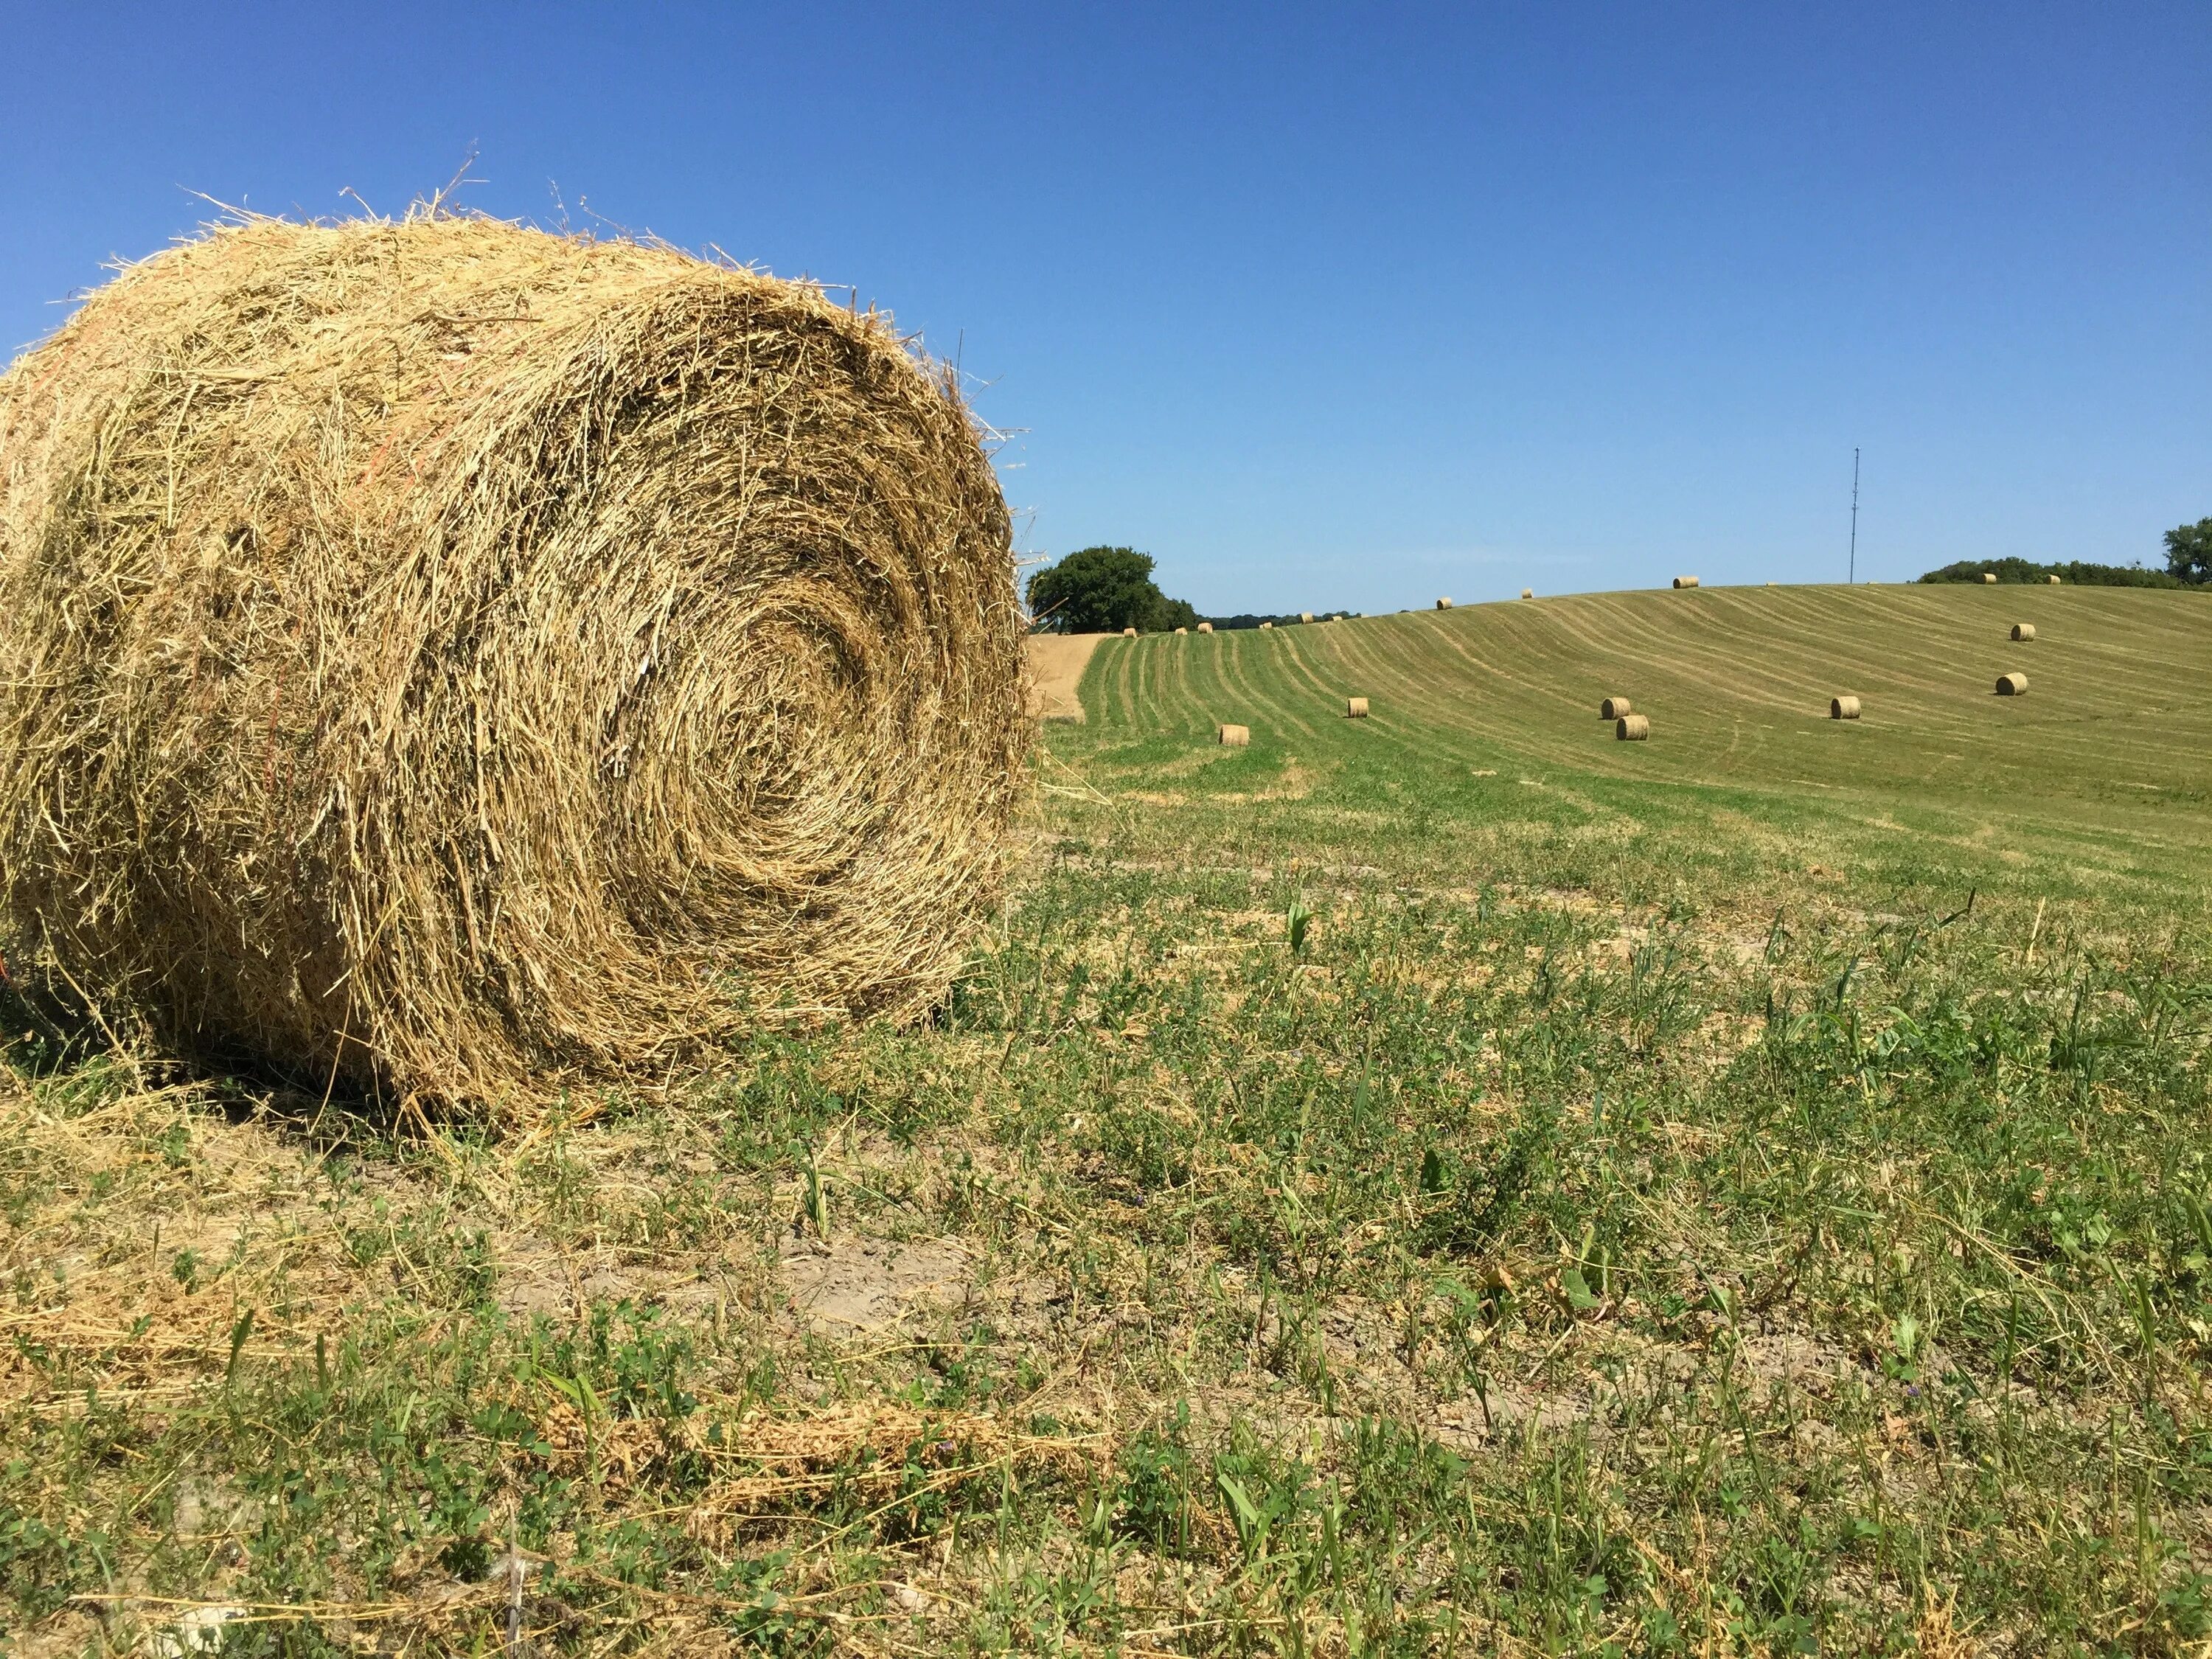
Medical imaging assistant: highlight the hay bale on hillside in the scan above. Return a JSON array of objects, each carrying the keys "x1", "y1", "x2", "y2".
[
  {"x1": 1344, "y1": 697, "x2": 1369, "y2": 718},
  {"x1": 1218, "y1": 724, "x2": 1251, "y2": 746},
  {"x1": 1830, "y1": 695, "x2": 1861, "y2": 720},
  {"x1": 0, "y1": 215, "x2": 1027, "y2": 1112},
  {"x1": 1197, "y1": 622, "x2": 1214, "y2": 634},
  {"x1": 1672, "y1": 575, "x2": 1699, "y2": 590},
  {"x1": 2011, "y1": 623, "x2": 2035, "y2": 641},
  {"x1": 1599, "y1": 696, "x2": 1632, "y2": 720},
  {"x1": 1983, "y1": 572, "x2": 1997, "y2": 584},
  {"x1": 1996, "y1": 672, "x2": 2028, "y2": 696},
  {"x1": 1175, "y1": 626, "x2": 1189, "y2": 636},
  {"x1": 2048, "y1": 574, "x2": 2062, "y2": 585},
  {"x1": 1616, "y1": 714, "x2": 1650, "y2": 741},
  {"x1": 1436, "y1": 597, "x2": 1453, "y2": 610},
  {"x1": 1260, "y1": 621, "x2": 1274, "y2": 630},
  {"x1": 1298, "y1": 611, "x2": 1314, "y2": 624},
  {"x1": 1122, "y1": 627, "x2": 1138, "y2": 638}
]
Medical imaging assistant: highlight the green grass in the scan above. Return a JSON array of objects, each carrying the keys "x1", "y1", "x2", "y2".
[{"x1": 3, "y1": 585, "x2": 2209, "y2": 1655}]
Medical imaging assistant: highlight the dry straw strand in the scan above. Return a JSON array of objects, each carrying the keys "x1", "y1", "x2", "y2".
[
  {"x1": 1830, "y1": 695, "x2": 1861, "y2": 720},
  {"x1": 1599, "y1": 696, "x2": 1632, "y2": 720},
  {"x1": 1616, "y1": 714, "x2": 1650, "y2": 740},
  {"x1": 2011, "y1": 623, "x2": 2035, "y2": 641},
  {"x1": 0, "y1": 214, "x2": 1027, "y2": 1114}
]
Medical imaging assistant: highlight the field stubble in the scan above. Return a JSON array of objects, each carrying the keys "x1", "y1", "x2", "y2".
[{"x1": 4, "y1": 588, "x2": 2211, "y2": 1655}]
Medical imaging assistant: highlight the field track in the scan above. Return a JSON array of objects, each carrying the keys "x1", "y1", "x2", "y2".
[{"x1": 1077, "y1": 584, "x2": 2212, "y2": 818}]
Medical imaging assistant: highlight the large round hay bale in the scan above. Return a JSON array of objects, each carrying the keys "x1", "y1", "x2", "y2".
[
  {"x1": 1217, "y1": 723, "x2": 1251, "y2": 746},
  {"x1": 1996, "y1": 671, "x2": 2028, "y2": 696},
  {"x1": 1175, "y1": 626, "x2": 1189, "y2": 636},
  {"x1": 1830, "y1": 695, "x2": 1861, "y2": 720},
  {"x1": 1122, "y1": 626, "x2": 1138, "y2": 638},
  {"x1": 2047, "y1": 574, "x2": 2062, "y2": 585},
  {"x1": 1599, "y1": 696, "x2": 1632, "y2": 720},
  {"x1": 1672, "y1": 575, "x2": 1699, "y2": 589},
  {"x1": 1344, "y1": 697, "x2": 1369, "y2": 718},
  {"x1": 1436, "y1": 597, "x2": 1453, "y2": 610},
  {"x1": 1197, "y1": 621, "x2": 1214, "y2": 634},
  {"x1": 1259, "y1": 621, "x2": 1274, "y2": 630},
  {"x1": 0, "y1": 217, "x2": 1027, "y2": 1110},
  {"x1": 2011, "y1": 622, "x2": 2035, "y2": 641},
  {"x1": 1520, "y1": 588, "x2": 1534, "y2": 599},
  {"x1": 1298, "y1": 611, "x2": 1314, "y2": 624},
  {"x1": 1983, "y1": 572, "x2": 1997, "y2": 584},
  {"x1": 1615, "y1": 714, "x2": 1650, "y2": 740}
]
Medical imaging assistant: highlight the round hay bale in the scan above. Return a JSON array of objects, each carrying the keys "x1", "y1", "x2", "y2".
[
  {"x1": 2011, "y1": 622, "x2": 2035, "y2": 641},
  {"x1": 1436, "y1": 597, "x2": 1453, "y2": 610},
  {"x1": 1174, "y1": 626, "x2": 1188, "y2": 636},
  {"x1": 1672, "y1": 575, "x2": 1700, "y2": 589},
  {"x1": 1615, "y1": 714, "x2": 1650, "y2": 741},
  {"x1": 1344, "y1": 697, "x2": 1369, "y2": 718},
  {"x1": 1298, "y1": 611, "x2": 1314, "y2": 624},
  {"x1": 1197, "y1": 621, "x2": 1214, "y2": 634},
  {"x1": 1260, "y1": 621, "x2": 1274, "y2": 630},
  {"x1": 1996, "y1": 671, "x2": 2028, "y2": 696},
  {"x1": 1830, "y1": 695, "x2": 1861, "y2": 720},
  {"x1": 1599, "y1": 696, "x2": 1632, "y2": 720},
  {"x1": 1217, "y1": 723, "x2": 1251, "y2": 746},
  {"x1": 1521, "y1": 588, "x2": 1534, "y2": 599},
  {"x1": 1983, "y1": 572, "x2": 1997, "y2": 583},
  {"x1": 0, "y1": 216, "x2": 1027, "y2": 1111},
  {"x1": 1122, "y1": 626, "x2": 1138, "y2": 637},
  {"x1": 2048, "y1": 574, "x2": 2062, "y2": 585}
]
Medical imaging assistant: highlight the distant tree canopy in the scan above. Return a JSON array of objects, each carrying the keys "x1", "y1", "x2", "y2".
[
  {"x1": 1918, "y1": 557, "x2": 2190, "y2": 589},
  {"x1": 2166, "y1": 518, "x2": 2212, "y2": 585},
  {"x1": 1026, "y1": 546, "x2": 1198, "y2": 633}
]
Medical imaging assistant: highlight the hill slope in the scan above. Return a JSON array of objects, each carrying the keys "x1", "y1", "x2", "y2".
[{"x1": 1058, "y1": 583, "x2": 2212, "y2": 903}]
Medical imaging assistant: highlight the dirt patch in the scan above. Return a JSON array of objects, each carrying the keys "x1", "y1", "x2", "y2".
[
  {"x1": 1025, "y1": 633, "x2": 1108, "y2": 722},
  {"x1": 781, "y1": 1235, "x2": 975, "y2": 1334}
]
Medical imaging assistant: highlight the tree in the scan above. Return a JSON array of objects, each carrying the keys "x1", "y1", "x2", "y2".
[
  {"x1": 1026, "y1": 546, "x2": 1193, "y2": 633},
  {"x1": 2165, "y1": 518, "x2": 2212, "y2": 585}
]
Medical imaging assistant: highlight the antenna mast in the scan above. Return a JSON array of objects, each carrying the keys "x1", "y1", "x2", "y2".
[{"x1": 1848, "y1": 448, "x2": 1860, "y2": 584}]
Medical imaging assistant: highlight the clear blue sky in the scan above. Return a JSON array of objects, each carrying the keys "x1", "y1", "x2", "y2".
[{"x1": 4, "y1": 3, "x2": 2205, "y2": 612}]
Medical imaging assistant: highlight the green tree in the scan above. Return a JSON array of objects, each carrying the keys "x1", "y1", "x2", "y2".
[
  {"x1": 2165, "y1": 518, "x2": 2212, "y2": 585},
  {"x1": 1027, "y1": 546, "x2": 1193, "y2": 633}
]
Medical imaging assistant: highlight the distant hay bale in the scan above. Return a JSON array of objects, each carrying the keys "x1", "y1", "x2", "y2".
[
  {"x1": 1996, "y1": 671, "x2": 2028, "y2": 696},
  {"x1": 1260, "y1": 621, "x2": 1273, "y2": 630},
  {"x1": 1344, "y1": 697, "x2": 1369, "y2": 718},
  {"x1": 1298, "y1": 611, "x2": 1314, "y2": 624},
  {"x1": 0, "y1": 215, "x2": 1027, "y2": 1113},
  {"x1": 1122, "y1": 626, "x2": 1138, "y2": 637},
  {"x1": 1829, "y1": 695, "x2": 1861, "y2": 720},
  {"x1": 1521, "y1": 588, "x2": 1534, "y2": 599},
  {"x1": 1174, "y1": 627, "x2": 1189, "y2": 635},
  {"x1": 1599, "y1": 696, "x2": 1632, "y2": 720},
  {"x1": 1217, "y1": 723, "x2": 1251, "y2": 746},
  {"x1": 1672, "y1": 575, "x2": 1700, "y2": 590},
  {"x1": 1615, "y1": 714, "x2": 1650, "y2": 741},
  {"x1": 2011, "y1": 622, "x2": 2035, "y2": 641},
  {"x1": 1983, "y1": 572, "x2": 1997, "y2": 584},
  {"x1": 1436, "y1": 597, "x2": 1453, "y2": 609},
  {"x1": 2048, "y1": 574, "x2": 2062, "y2": 585},
  {"x1": 1197, "y1": 621, "x2": 1214, "y2": 633}
]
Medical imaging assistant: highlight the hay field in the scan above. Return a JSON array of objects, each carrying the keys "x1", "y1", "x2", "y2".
[{"x1": 5, "y1": 584, "x2": 2211, "y2": 1654}]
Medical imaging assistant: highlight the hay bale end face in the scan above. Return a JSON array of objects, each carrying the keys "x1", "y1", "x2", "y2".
[
  {"x1": 1616, "y1": 714, "x2": 1650, "y2": 741},
  {"x1": 1996, "y1": 672, "x2": 2029, "y2": 696},
  {"x1": 2011, "y1": 622, "x2": 2035, "y2": 641},
  {"x1": 1298, "y1": 611, "x2": 1314, "y2": 624},
  {"x1": 1672, "y1": 575, "x2": 1700, "y2": 589},
  {"x1": 1218, "y1": 723, "x2": 1251, "y2": 746},
  {"x1": 1983, "y1": 572, "x2": 1998, "y2": 584},
  {"x1": 1436, "y1": 597, "x2": 1453, "y2": 609},
  {"x1": 1830, "y1": 695, "x2": 1861, "y2": 720},
  {"x1": 0, "y1": 216, "x2": 1029, "y2": 1113},
  {"x1": 1344, "y1": 697, "x2": 1369, "y2": 718},
  {"x1": 1599, "y1": 696, "x2": 1632, "y2": 720}
]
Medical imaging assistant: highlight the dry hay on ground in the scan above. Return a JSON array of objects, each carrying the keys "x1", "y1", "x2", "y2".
[{"x1": 0, "y1": 213, "x2": 1026, "y2": 1115}]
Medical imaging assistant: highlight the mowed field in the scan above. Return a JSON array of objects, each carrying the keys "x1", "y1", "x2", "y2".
[
  {"x1": 1068, "y1": 584, "x2": 2212, "y2": 905},
  {"x1": 5, "y1": 584, "x2": 2211, "y2": 1656}
]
